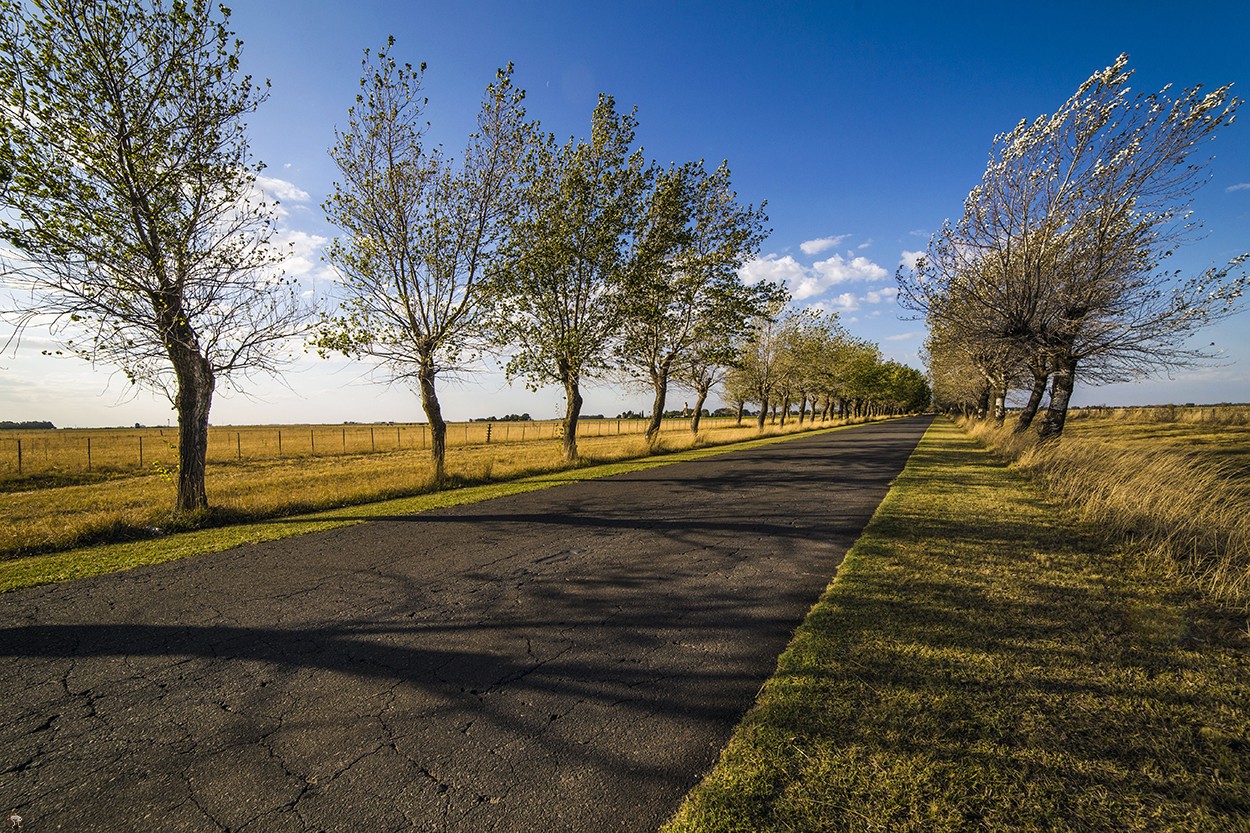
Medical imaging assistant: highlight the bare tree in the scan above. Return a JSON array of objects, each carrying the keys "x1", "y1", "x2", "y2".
[
  {"x1": 902, "y1": 55, "x2": 1245, "y2": 439},
  {"x1": 319, "y1": 41, "x2": 528, "y2": 481},
  {"x1": 0, "y1": 0, "x2": 309, "y2": 513}
]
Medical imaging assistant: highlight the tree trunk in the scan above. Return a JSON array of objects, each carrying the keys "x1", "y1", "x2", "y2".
[
  {"x1": 796, "y1": 389, "x2": 807, "y2": 424},
  {"x1": 735, "y1": 401, "x2": 744, "y2": 425},
  {"x1": 690, "y1": 383, "x2": 710, "y2": 434},
  {"x1": 417, "y1": 354, "x2": 447, "y2": 482},
  {"x1": 975, "y1": 383, "x2": 991, "y2": 419},
  {"x1": 756, "y1": 396, "x2": 768, "y2": 429},
  {"x1": 993, "y1": 381, "x2": 1007, "y2": 425},
  {"x1": 1014, "y1": 368, "x2": 1049, "y2": 433},
  {"x1": 779, "y1": 396, "x2": 790, "y2": 426},
  {"x1": 1039, "y1": 354, "x2": 1077, "y2": 441},
  {"x1": 172, "y1": 351, "x2": 214, "y2": 514},
  {"x1": 645, "y1": 364, "x2": 670, "y2": 445},
  {"x1": 562, "y1": 376, "x2": 583, "y2": 461}
]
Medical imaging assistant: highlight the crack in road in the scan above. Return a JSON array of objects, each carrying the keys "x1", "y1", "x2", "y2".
[{"x1": 0, "y1": 417, "x2": 932, "y2": 832}]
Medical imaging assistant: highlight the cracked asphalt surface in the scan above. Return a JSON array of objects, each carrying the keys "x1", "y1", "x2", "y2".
[{"x1": 0, "y1": 416, "x2": 931, "y2": 832}]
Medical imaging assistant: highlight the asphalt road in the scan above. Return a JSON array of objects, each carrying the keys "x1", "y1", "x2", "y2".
[{"x1": 0, "y1": 415, "x2": 932, "y2": 832}]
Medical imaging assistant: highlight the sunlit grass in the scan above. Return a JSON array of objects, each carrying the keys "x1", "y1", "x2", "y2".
[
  {"x1": 0, "y1": 416, "x2": 750, "y2": 486},
  {"x1": 664, "y1": 418, "x2": 1250, "y2": 832},
  {"x1": 964, "y1": 413, "x2": 1250, "y2": 605}
]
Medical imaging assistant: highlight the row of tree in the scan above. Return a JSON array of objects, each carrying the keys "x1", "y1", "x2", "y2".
[
  {"x1": 0, "y1": 1, "x2": 926, "y2": 516},
  {"x1": 898, "y1": 54, "x2": 1246, "y2": 439},
  {"x1": 723, "y1": 305, "x2": 930, "y2": 429},
  {"x1": 317, "y1": 41, "x2": 774, "y2": 478}
]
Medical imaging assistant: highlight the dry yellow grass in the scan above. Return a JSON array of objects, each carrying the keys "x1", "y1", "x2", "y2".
[
  {"x1": 0, "y1": 416, "x2": 857, "y2": 559},
  {"x1": 962, "y1": 411, "x2": 1250, "y2": 605},
  {"x1": 0, "y1": 416, "x2": 742, "y2": 483}
]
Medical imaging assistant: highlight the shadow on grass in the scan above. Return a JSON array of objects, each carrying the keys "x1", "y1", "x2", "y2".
[{"x1": 666, "y1": 421, "x2": 1250, "y2": 833}]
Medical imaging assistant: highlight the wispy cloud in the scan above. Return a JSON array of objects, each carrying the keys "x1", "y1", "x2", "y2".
[
  {"x1": 1226, "y1": 182, "x2": 1250, "y2": 193},
  {"x1": 885, "y1": 330, "x2": 919, "y2": 342},
  {"x1": 256, "y1": 174, "x2": 311, "y2": 204},
  {"x1": 899, "y1": 250, "x2": 925, "y2": 270},
  {"x1": 864, "y1": 287, "x2": 899, "y2": 305},
  {"x1": 799, "y1": 234, "x2": 851, "y2": 255},
  {"x1": 807, "y1": 292, "x2": 861, "y2": 313}
]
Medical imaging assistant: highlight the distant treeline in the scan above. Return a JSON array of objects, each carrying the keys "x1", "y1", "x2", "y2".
[{"x1": 0, "y1": 421, "x2": 56, "y2": 430}]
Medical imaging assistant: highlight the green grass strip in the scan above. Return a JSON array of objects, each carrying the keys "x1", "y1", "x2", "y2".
[
  {"x1": 663, "y1": 418, "x2": 1250, "y2": 833},
  {"x1": 1, "y1": 420, "x2": 874, "y2": 593}
]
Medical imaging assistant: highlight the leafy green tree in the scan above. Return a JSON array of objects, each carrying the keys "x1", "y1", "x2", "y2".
[
  {"x1": 319, "y1": 41, "x2": 528, "y2": 481},
  {"x1": 493, "y1": 94, "x2": 647, "y2": 461},
  {"x1": 733, "y1": 298, "x2": 788, "y2": 429},
  {"x1": 618, "y1": 160, "x2": 769, "y2": 443},
  {"x1": 0, "y1": 0, "x2": 307, "y2": 513}
]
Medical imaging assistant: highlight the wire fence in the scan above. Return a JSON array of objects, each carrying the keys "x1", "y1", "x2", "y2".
[{"x1": 0, "y1": 416, "x2": 750, "y2": 478}]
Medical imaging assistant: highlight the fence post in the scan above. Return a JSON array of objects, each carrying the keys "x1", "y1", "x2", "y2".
[
  {"x1": 237, "y1": 432, "x2": 242, "y2": 461},
  {"x1": 342, "y1": 427, "x2": 346, "y2": 454},
  {"x1": 278, "y1": 429, "x2": 283, "y2": 456},
  {"x1": 139, "y1": 435, "x2": 143, "y2": 468},
  {"x1": 397, "y1": 426, "x2": 401, "y2": 449},
  {"x1": 16, "y1": 439, "x2": 21, "y2": 475},
  {"x1": 486, "y1": 423, "x2": 493, "y2": 444},
  {"x1": 370, "y1": 427, "x2": 375, "y2": 452},
  {"x1": 310, "y1": 429, "x2": 315, "y2": 455},
  {"x1": 87, "y1": 436, "x2": 92, "y2": 472}
]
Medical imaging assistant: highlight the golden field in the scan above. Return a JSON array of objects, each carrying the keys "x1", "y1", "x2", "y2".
[
  {"x1": 963, "y1": 404, "x2": 1250, "y2": 604},
  {"x1": 0, "y1": 415, "x2": 847, "y2": 560}
]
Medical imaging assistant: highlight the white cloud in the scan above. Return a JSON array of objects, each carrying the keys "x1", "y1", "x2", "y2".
[
  {"x1": 274, "y1": 229, "x2": 331, "y2": 282},
  {"x1": 807, "y1": 293, "x2": 860, "y2": 313},
  {"x1": 799, "y1": 234, "x2": 850, "y2": 255},
  {"x1": 739, "y1": 253, "x2": 808, "y2": 288},
  {"x1": 813, "y1": 254, "x2": 886, "y2": 284},
  {"x1": 741, "y1": 252, "x2": 888, "y2": 301},
  {"x1": 864, "y1": 287, "x2": 899, "y2": 305},
  {"x1": 1226, "y1": 182, "x2": 1250, "y2": 193},
  {"x1": 256, "y1": 175, "x2": 311, "y2": 204},
  {"x1": 899, "y1": 250, "x2": 925, "y2": 270},
  {"x1": 857, "y1": 239, "x2": 873, "y2": 250},
  {"x1": 885, "y1": 331, "x2": 919, "y2": 342}
]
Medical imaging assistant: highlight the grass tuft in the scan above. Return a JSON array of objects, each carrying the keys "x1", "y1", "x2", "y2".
[{"x1": 964, "y1": 417, "x2": 1250, "y2": 606}]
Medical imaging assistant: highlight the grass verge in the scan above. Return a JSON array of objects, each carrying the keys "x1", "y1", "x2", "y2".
[
  {"x1": 962, "y1": 417, "x2": 1250, "y2": 605},
  {"x1": 0, "y1": 419, "x2": 879, "y2": 593},
  {"x1": 663, "y1": 418, "x2": 1250, "y2": 833}
]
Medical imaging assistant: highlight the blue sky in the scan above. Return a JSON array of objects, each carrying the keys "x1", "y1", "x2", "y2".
[{"x1": 4, "y1": 0, "x2": 1248, "y2": 426}]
